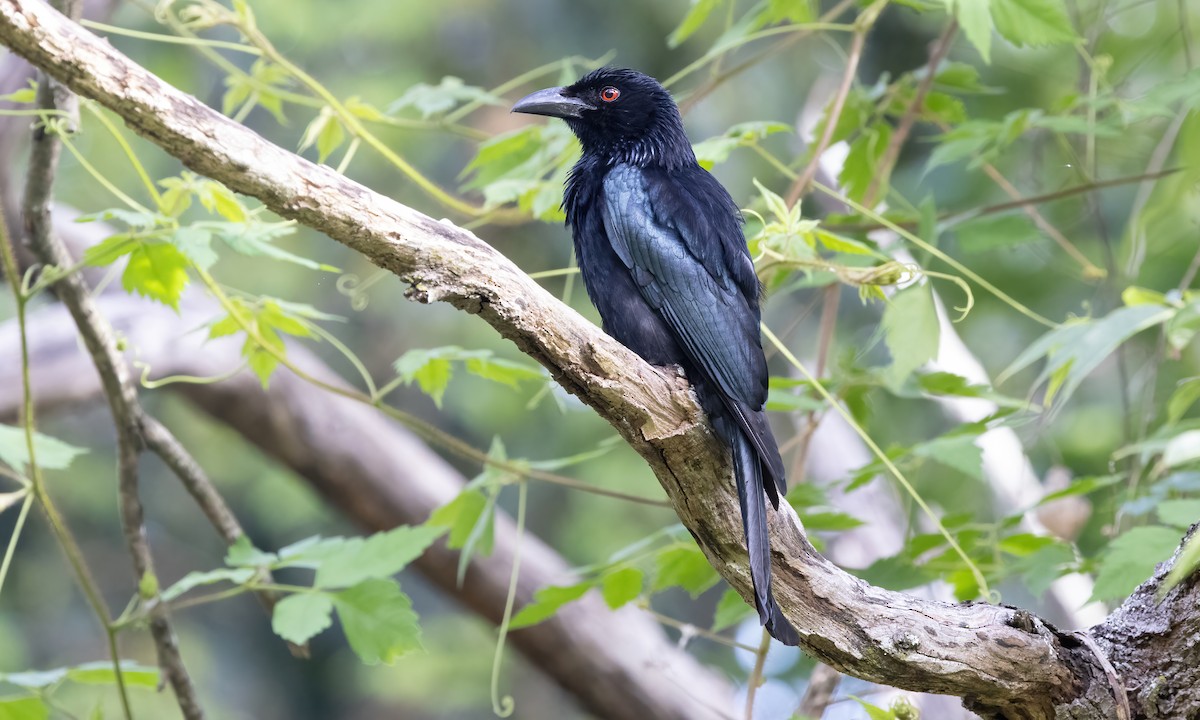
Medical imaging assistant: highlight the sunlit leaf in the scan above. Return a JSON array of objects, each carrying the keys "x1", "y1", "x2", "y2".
[
  {"x1": 600, "y1": 567, "x2": 644, "y2": 609},
  {"x1": 653, "y1": 544, "x2": 719, "y2": 597},
  {"x1": 508, "y1": 582, "x2": 592, "y2": 629},
  {"x1": 160, "y1": 567, "x2": 255, "y2": 602},
  {"x1": 121, "y1": 241, "x2": 191, "y2": 309},
  {"x1": 668, "y1": 0, "x2": 722, "y2": 47}
]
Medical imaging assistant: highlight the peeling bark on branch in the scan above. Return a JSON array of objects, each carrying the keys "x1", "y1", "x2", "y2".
[{"x1": 2, "y1": 2, "x2": 1199, "y2": 717}]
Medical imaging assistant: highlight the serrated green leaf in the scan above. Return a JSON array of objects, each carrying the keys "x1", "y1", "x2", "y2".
[
  {"x1": 600, "y1": 567, "x2": 643, "y2": 609},
  {"x1": 912, "y1": 434, "x2": 983, "y2": 479},
  {"x1": 668, "y1": 0, "x2": 721, "y2": 47},
  {"x1": 799, "y1": 509, "x2": 864, "y2": 531},
  {"x1": 508, "y1": 582, "x2": 592, "y2": 629},
  {"x1": 213, "y1": 222, "x2": 336, "y2": 272},
  {"x1": 259, "y1": 301, "x2": 312, "y2": 338},
  {"x1": 172, "y1": 226, "x2": 218, "y2": 270},
  {"x1": 991, "y1": 0, "x2": 1077, "y2": 47},
  {"x1": 272, "y1": 592, "x2": 334, "y2": 645},
  {"x1": 428, "y1": 488, "x2": 490, "y2": 550},
  {"x1": 1013, "y1": 542, "x2": 1075, "y2": 596},
  {"x1": 883, "y1": 282, "x2": 940, "y2": 386},
  {"x1": 387, "y1": 76, "x2": 500, "y2": 118},
  {"x1": 711, "y1": 586, "x2": 754, "y2": 631},
  {"x1": 0, "y1": 424, "x2": 87, "y2": 472},
  {"x1": 275, "y1": 525, "x2": 444, "y2": 589},
  {"x1": 82, "y1": 235, "x2": 138, "y2": 267},
  {"x1": 1090, "y1": 526, "x2": 1182, "y2": 602},
  {"x1": 121, "y1": 241, "x2": 190, "y2": 309},
  {"x1": 161, "y1": 567, "x2": 256, "y2": 602},
  {"x1": 1158, "y1": 499, "x2": 1200, "y2": 529},
  {"x1": 0, "y1": 696, "x2": 48, "y2": 720},
  {"x1": 225, "y1": 535, "x2": 278, "y2": 567},
  {"x1": 198, "y1": 181, "x2": 247, "y2": 223},
  {"x1": 840, "y1": 124, "x2": 892, "y2": 204},
  {"x1": 653, "y1": 544, "x2": 719, "y2": 597},
  {"x1": 333, "y1": 579, "x2": 422, "y2": 664},
  {"x1": 998, "y1": 305, "x2": 1173, "y2": 409},
  {"x1": 464, "y1": 356, "x2": 543, "y2": 388},
  {"x1": 943, "y1": 0, "x2": 993, "y2": 62}
]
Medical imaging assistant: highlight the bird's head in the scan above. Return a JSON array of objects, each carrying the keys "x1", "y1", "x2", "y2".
[{"x1": 511, "y1": 67, "x2": 694, "y2": 168}]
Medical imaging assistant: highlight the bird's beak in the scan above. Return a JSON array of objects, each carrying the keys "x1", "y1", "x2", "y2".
[{"x1": 511, "y1": 87, "x2": 592, "y2": 119}]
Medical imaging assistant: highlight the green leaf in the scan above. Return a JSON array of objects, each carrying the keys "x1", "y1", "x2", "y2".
[
  {"x1": 1161, "y1": 429, "x2": 1200, "y2": 469},
  {"x1": 0, "y1": 425, "x2": 87, "y2": 472},
  {"x1": 668, "y1": 0, "x2": 721, "y2": 47},
  {"x1": 428, "y1": 488, "x2": 490, "y2": 550},
  {"x1": 851, "y1": 695, "x2": 897, "y2": 720},
  {"x1": 653, "y1": 544, "x2": 719, "y2": 597},
  {"x1": 1090, "y1": 526, "x2": 1182, "y2": 602},
  {"x1": 1163, "y1": 531, "x2": 1200, "y2": 592},
  {"x1": 160, "y1": 567, "x2": 256, "y2": 602},
  {"x1": 172, "y1": 226, "x2": 218, "y2": 270},
  {"x1": 394, "y1": 349, "x2": 454, "y2": 407},
  {"x1": 387, "y1": 76, "x2": 500, "y2": 118},
  {"x1": 82, "y1": 234, "x2": 138, "y2": 267},
  {"x1": 799, "y1": 509, "x2": 864, "y2": 531},
  {"x1": 0, "y1": 696, "x2": 48, "y2": 720},
  {"x1": 1158, "y1": 499, "x2": 1200, "y2": 529},
  {"x1": 121, "y1": 241, "x2": 191, "y2": 309},
  {"x1": 333, "y1": 579, "x2": 423, "y2": 664},
  {"x1": 761, "y1": 0, "x2": 813, "y2": 23},
  {"x1": 1013, "y1": 542, "x2": 1075, "y2": 596},
  {"x1": 990, "y1": 0, "x2": 1077, "y2": 47},
  {"x1": 912, "y1": 434, "x2": 983, "y2": 479},
  {"x1": 0, "y1": 669, "x2": 67, "y2": 689},
  {"x1": 711, "y1": 586, "x2": 754, "y2": 631},
  {"x1": 277, "y1": 524, "x2": 444, "y2": 589},
  {"x1": 943, "y1": 0, "x2": 993, "y2": 62},
  {"x1": 463, "y1": 356, "x2": 544, "y2": 389},
  {"x1": 998, "y1": 305, "x2": 1174, "y2": 408},
  {"x1": 213, "y1": 222, "x2": 337, "y2": 272},
  {"x1": 198, "y1": 180, "x2": 247, "y2": 223},
  {"x1": 225, "y1": 535, "x2": 278, "y2": 567},
  {"x1": 1035, "y1": 474, "x2": 1123, "y2": 505},
  {"x1": 1168, "y1": 378, "x2": 1200, "y2": 424},
  {"x1": 840, "y1": 123, "x2": 892, "y2": 204},
  {"x1": 272, "y1": 592, "x2": 335, "y2": 645},
  {"x1": 883, "y1": 282, "x2": 940, "y2": 386},
  {"x1": 508, "y1": 582, "x2": 592, "y2": 629},
  {"x1": 66, "y1": 661, "x2": 159, "y2": 688},
  {"x1": 600, "y1": 567, "x2": 644, "y2": 609}
]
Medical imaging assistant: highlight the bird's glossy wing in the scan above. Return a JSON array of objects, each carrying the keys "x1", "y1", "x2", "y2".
[{"x1": 601, "y1": 164, "x2": 764, "y2": 407}]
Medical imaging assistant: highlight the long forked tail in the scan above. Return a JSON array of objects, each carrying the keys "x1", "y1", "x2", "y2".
[{"x1": 720, "y1": 415, "x2": 801, "y2": 646}]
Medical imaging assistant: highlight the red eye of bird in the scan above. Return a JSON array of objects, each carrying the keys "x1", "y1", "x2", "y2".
[{"x1": 600, "y1": 86, "x2": 620, "y2": 103}]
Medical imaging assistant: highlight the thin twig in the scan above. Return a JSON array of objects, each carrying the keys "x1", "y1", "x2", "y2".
[
  {"x1": 786, "y1": 8, "x2": 876, "y2": 206},
  {"x1": 862, "y1": 21, "x2": 958, "y2": 208},
  {"x1": 744, "y1": 628, "x2": 772, "y2": 720},
  {"x1": 21, "y1": 4, "x2": 204, "y2": 711}
]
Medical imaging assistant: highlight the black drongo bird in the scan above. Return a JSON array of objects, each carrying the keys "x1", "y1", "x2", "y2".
[{"x1": 513, "y1": 67, "x2": 800, "y2": 645}]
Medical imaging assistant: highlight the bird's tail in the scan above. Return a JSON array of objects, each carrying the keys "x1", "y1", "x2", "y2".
[{"x1": 717, "y1": 414, "x2": 801, "y2": 646}]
